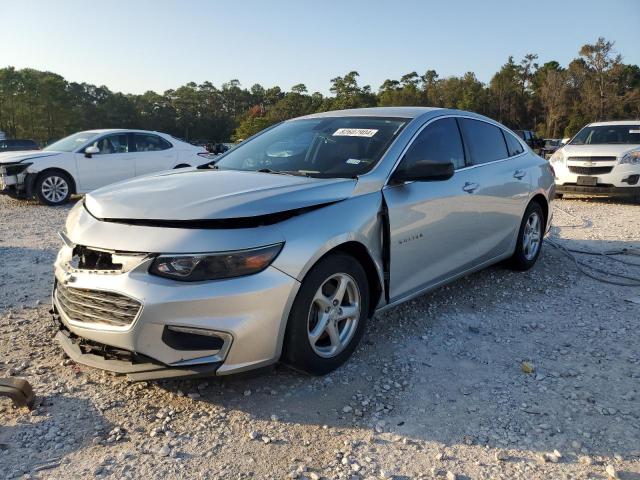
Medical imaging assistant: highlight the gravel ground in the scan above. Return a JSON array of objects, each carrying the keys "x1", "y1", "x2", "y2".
[{"x1": 0, "y1": 194, "x2": 639, "y2": 480}]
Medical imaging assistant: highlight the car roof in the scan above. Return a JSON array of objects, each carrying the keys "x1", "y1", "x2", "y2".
[
  {"x1": 588, "y1": 120, "x2": 640, "y2": 126},
  {"x1": 298, "y1": 106, "x2": 443, "y2": 120},
  {"x1": 80, "y1": 128, "x2": 171, "y2": 135}
]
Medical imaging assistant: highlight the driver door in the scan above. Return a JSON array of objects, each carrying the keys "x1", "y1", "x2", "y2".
[
  {"x1": 383, "y1": 117, "x2": 485, "y2": 302},
  {"x1": 75, "y1": 133, "x2": 136, "y2": 191}
]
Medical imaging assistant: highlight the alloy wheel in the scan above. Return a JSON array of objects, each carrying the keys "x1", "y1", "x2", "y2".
[
  {"x1": 522, "y1": 211, "x2": 542, "y2": 260},
  {"x1": 307, "y1": 273, "x2": 361, "y2": 358},
  {"x1": 41, "y1": 176, "x2": 69, "y2": 204}
]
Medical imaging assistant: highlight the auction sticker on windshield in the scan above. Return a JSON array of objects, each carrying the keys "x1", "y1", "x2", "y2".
[{"x1": 333, "y1": 128, "x2": 378, "y2": 137}]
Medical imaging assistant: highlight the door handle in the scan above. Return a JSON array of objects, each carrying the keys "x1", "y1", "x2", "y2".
[
  {"x1": 462, "y1": 182, "x2": 479, "y2": 193},
  {"x1": 513, "y1": 169, "x2": 526, "y2": 180}
]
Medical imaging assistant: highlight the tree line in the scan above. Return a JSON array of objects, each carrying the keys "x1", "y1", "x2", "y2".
[{"x1": 0, "y1": 37, "x2": 637, "y2": 145}]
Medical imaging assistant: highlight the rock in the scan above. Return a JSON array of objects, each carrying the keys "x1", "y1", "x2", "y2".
[
  {"x1": 494, "y1": 450, "x2": 507, "y2": 462},
  {"x1": 261, "y1": 435, "x2": 272, "y2": 444},
  {"x1": 579, "y1": 456, "x2": 593, "y2": 466},
  {"x1": 343, "y1": 406, "x2": 353, "y2": 413},
  {"x1": 435, "y1": 451, "x2": 444, "y2": 461},
  {"x1": 157, "y1": 445, "x2": 170, "y2": 457},
  {"x1": 446, "y1": 471, "x2": 457, "y2": 480},
  {"x1": 605, "y1": 465, "x2": 619, "y2": 479},
  {"x1": 604, "y1": 465, "x2": 620, "y2": 479},
  {"x1": 243, "y1": 390, "x2": 252, "y2": 396},
  {"x1": 248, "y1": 431, "x2": 259, "y2": 440}
]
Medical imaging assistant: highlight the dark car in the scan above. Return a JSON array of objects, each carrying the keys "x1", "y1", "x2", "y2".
[
  {"x1": 0, "y1": 139, "x2": 39, "y2": 152},
  {"x1": 514, "y1": 130, "x2": 545, "y2": 152}
]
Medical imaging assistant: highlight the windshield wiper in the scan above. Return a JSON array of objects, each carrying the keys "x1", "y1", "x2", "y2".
[{"x1": 257, "y1": 168, "x2": 309, "y2": 177}]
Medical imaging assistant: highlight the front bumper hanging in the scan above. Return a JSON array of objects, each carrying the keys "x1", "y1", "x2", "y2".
[{"x1": 52, "y1": 309, "x2": 222, "y2": 381}]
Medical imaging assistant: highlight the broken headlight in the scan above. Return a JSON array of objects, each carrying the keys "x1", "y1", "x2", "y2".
[
  {"x1": 149, "y1": 243, "x2": 283, "y2": 281},
  {"x1": 0, "y1": 162, "x2": 32, "y2": 176}
]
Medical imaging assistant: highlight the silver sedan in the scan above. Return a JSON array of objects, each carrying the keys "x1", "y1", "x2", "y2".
[{"x1": 52, "y1": 107, "x2": 554, "y2": 380}]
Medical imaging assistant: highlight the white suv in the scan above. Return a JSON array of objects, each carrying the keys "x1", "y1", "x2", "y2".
[
  {"x1": 550, "y1": 121, "x2": 640, "y2": 200},
  {"x1": 0, "y1": 129, "x2": 208, "y2": 205}
]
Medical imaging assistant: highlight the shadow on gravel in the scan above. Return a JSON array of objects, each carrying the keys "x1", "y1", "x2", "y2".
[
  {"x1": 149, "y1": 238, "x2": 639, "y2": 459},
  {"x1": 0, "y1": 395, "x2": 113, "y2": 478}
]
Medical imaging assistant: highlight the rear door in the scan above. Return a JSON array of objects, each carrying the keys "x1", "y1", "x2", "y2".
[
  {"x1": 457, "y1": 119, "x2": 530, "y2": 263},
  {"x1": 383, "y1": 117, "x2": 488, "y2": 301},
  {"x1": 132, "y1": 133, "x2": 176, "y2": 176},
  {"x1": 75, "y1": 133, "x2": 136, "y2": 191}
]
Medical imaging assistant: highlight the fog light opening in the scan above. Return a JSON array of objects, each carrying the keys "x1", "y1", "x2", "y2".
[{"x1": 162, "y1": 326, "x2": 230, "y2": 351}]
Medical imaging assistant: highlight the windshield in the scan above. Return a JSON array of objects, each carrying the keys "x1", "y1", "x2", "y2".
[
  {"x1": 43, "y1": 131, "x2": 101, "y2": 152},
  {"x1": 214, "y1": 117, "x2": 407, "y2": 178},
  {"x1": 570, "y1": 125, "x2": 640, "y2": 145}
]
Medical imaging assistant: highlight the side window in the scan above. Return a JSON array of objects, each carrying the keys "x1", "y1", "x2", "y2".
[
  {"x1": 459, "y1": 119, "x2": 508, "y2": 165},
  {"x1": 89, "y1": 134, "x2": 129, "y2": 155},
  {"x1": 503, "y1": 130, "x2": 525, "y2": 156},
  {"x1": 401, "y1": 117, "x2": 466, "y2": 170},
  {"x1": 134, "y1": 134, "x2": 172, "y2": 152}
]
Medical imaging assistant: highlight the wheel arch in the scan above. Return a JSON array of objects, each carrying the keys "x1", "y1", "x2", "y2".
[
  {"x1": 528, "y1": 192, "x2": 549, "y2": 232},
  {"x1": 34, "y1": 167, "x2": 77, "y2": 195},
  {"x1": 306, "y1": 241, "x2": 384, "y2": 318}
]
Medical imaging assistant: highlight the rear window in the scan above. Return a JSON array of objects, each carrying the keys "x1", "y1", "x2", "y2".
[
  {"x1": 459, "y1": 119, "x2": 509, "y2": 165},
  {"x1": 503, "y1": 131, "x2": 525, "y2": 156}
]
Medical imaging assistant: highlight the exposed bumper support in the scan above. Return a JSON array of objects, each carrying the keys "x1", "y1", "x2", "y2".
[{"x1": 54, "y1": 324, "x2": 222, "y2": 382}]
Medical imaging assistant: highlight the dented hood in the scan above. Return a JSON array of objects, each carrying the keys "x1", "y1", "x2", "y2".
[{"x1": 85, "y1": 169, "x2": 357, "y2": 221}]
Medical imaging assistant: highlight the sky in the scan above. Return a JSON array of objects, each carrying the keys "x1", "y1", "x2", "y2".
[{"x1": 2, "y1": 0, "x2": 639, "y2": 95}]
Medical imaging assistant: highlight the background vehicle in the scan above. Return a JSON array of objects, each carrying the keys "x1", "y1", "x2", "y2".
[
  {"x1": 514, "y1": 129, "x2": 545, "y2": 152},
  {"x1": 52, "y1": 107, "x2": 554, "y2": 380},
  {"x1": 0, "y1": 139, "x2": 39, "y2": 152},
  {"x1": 0, "y1": 129, "x2": 208, "y2": 205},
  {"x1": 541, "y1": 138, "x2": 563, "y2": 159},
  {"x1": 550, "y1": 121, "x2": 640, "y2": 200}
]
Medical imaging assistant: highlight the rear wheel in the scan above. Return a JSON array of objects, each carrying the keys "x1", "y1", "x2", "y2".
[
  {"x1": 35, "y1": 171, "x2": 72, "y2": 206},
  {"x1": 282, "y1": 253, "x2": 369, "y2": 375},
  {"x1": 509, "y1": 202, "x2": 544, "y2": 271}
]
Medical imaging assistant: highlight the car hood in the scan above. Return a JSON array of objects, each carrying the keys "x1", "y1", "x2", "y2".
[
  {"x1": 84, "y1": 169, "x2": 357, "y2": 221},
  {"x1": 0, "y1": 150, "x2": 61, "y2": 164},
  {"x1": 561, "y1": 144, "x2": 640, "y2": 158}
]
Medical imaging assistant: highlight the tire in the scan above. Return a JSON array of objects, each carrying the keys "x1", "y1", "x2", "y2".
[
  {"x1": 35, "y1": 170, "x2": 72, "y2": 206},
  {"x1": 282, "y1": 253, "x2": 370, "y2": 375},
  {"x1": 509, "y1": 201, "x2": 544, "y2": 271}
]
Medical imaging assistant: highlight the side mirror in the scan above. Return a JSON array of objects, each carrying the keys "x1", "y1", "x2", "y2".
[
  {"x1": 85, "y1": 145, "x2": 100, "y2": 158},
  {"x1": 391, "y1": 159, "x2": 455, "y2": 184}
]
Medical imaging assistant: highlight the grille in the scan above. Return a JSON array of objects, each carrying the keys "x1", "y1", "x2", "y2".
[
  {"x1": 55, "y1": 283, "x2": 141, "y2": 328},
  {"x1": 567, "y1": 156, "x2": 617, "y2": 162},
  {"x1": 568, "y1": 166, "x2": 613, "y2": 175}
]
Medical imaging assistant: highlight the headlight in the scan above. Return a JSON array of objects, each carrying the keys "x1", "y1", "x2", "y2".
[
  {"x1": 0, "y1": 162, "x2": 32, "y2": 176},
  {"x1": 549, "y1": 150, "x2": 564, "y2": 165},
  {"x1": 620, "y1": 150, "x2": 640, "y2": 165},
  {"x1": 149, "y1": 243, "x2": 283, "y2": 281}
]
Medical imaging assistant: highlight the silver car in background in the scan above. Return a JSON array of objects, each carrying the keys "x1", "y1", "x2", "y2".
[{"x1": 52, "y1": 107, "x2": 554, "y2": 380}]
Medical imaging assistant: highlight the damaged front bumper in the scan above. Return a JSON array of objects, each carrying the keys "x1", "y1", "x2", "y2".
[
  {"x1": 0, "y1": 162, "x2": 36, "y2": 198},
  {"x1": 52, "y1": 311, "x2": 223, "y2": 381},
  {"x1": 51, "y1": 238, "x2": 300, "y2": 380}
]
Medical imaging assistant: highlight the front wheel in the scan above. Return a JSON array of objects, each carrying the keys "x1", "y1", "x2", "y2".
[
  {"x1": 35, "y1": 171, "x2": 72, "y2": 206},
  {"x1": 282, "y1": 253, "x2": 369, "y2": 375},
  {"x1": 509, "y1": 202, "x2": 544, "y2": 271}
]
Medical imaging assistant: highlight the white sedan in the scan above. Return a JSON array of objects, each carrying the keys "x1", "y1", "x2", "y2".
[{"x1": 0, "y1": 129, "x2": 209, "y2": 205}]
